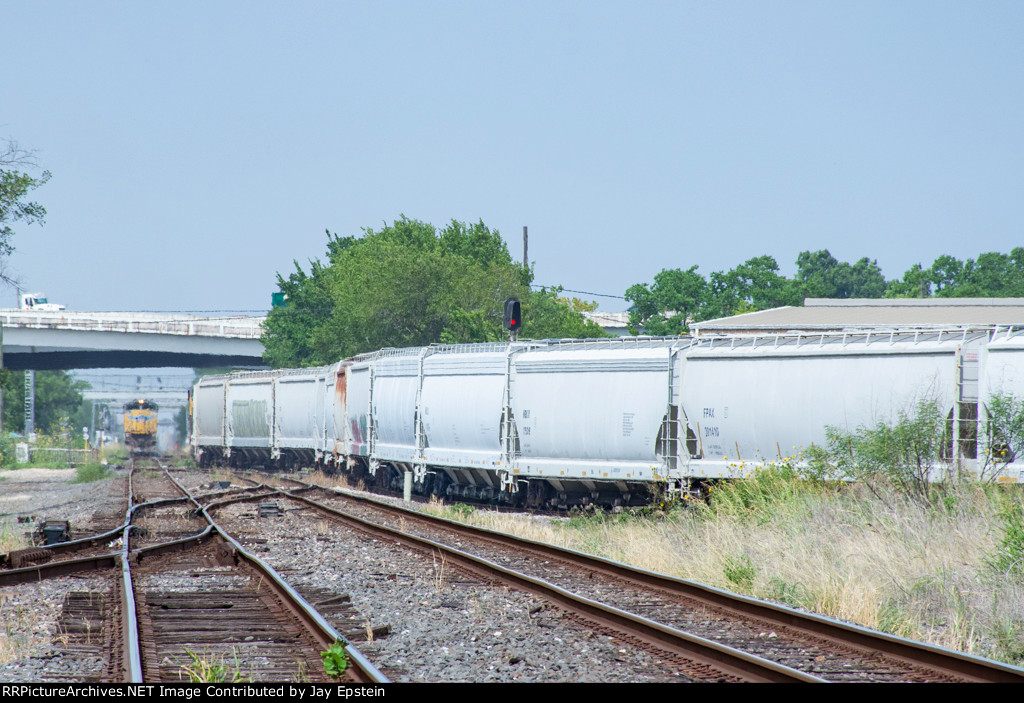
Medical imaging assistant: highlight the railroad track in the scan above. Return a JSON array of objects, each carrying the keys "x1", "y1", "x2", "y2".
[
  {"x1": 0, "y1": 462, "x2": 236, "y2": 579},
  {"x1": 207, "y1": 487, "x2": 820, "y2": 681},
  {"x1": 258, "y1": 480, "x2": 1024, "y2": 684},
  {"x1": 206, "y1": 490, "x2": 720, "y2": 681},
  {"x1": 0, "y1": 463, "x2": 386, "y2": 684},
  {"x1": 129, "y1": 535, "x2": 334, "y2": 681},
  {"x1": 7, "y1": 465, "x2": 1023, "y2": 683}
]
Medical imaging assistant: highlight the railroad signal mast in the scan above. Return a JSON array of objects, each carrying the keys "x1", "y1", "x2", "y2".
[{"x1": 503, "y1": 298, "x2": 521, "y2": 341}]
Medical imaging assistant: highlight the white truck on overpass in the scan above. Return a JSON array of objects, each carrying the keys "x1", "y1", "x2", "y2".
[{"x1": 20, "y1": 292, "x2": 66, "y2": 311}]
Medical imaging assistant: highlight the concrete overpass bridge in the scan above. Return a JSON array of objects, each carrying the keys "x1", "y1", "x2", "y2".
[{"x1": 0, "y1": 310, "x2": 267, "y2": 370}]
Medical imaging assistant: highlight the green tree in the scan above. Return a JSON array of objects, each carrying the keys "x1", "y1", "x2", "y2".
[
  {"x1": 625, "y1": 265, "x2": 706, "y2": 335},
  {"x1": 709, "y1": 255, "x2": 802, "y2": 317},
  {"x1": 885, "y1": 262, "x2": 932, "y2": 298},
  {"x1": 625, "y1": 256, "x2": 800, "y2": 334},
  {"x1": 524, "y1": 287, "x2": 607, "y2": 340},
  {"x1": 1, "y1": 370, "x2": 88, "y2": 434},
  {"x1": 887, "y1": 249, "x2": 1024, "y2": 298},
  {"x1": 928, "y1": 254, "x2": 965, "y2": 295},
  {"x1": 943, "y1": 250, "x2": 1024, "y2": 297},
  {"x1": 262, "y1": 217, "x2": 604, "y2": 366},
  {"x1": 795, "y1": 250, "x2": 887, "y2": 299},
  {"x1": 260, "y1": 231, "x2": 342, "y2": 368},
  {"x1": 0, "y1": 140, "x2": 50, "y2": 281}
]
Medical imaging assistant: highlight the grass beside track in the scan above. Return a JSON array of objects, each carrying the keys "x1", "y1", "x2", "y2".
[{"x1": 409, "y1": 471, "x2": 1024, "y2": 668}]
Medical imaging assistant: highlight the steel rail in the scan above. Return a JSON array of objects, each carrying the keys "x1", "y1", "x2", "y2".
[
  {"x1": 158, "y1": 468, "x2": 389, "y2": 684},
  {"x1": 2, "y1": 525, "x2": 125, "y2": 563},
  {"x1": 0, "y1": 496, "x2": 208, "y2": 579},
  {"x1": 121, "y1": 464, "x2": 145, "y2": 682},
  {"x1": 0, "y1": 552, "x2": 120, "y2": 585},
  {"x1": 0, "y1": 491, "x2": 202, "y2": 582},
  {"x1": 258, "y1": 491, "x2": 823, "y2": 683},
  {"x1": 121, "y1": 461, "x2": 205, "y2": 682},
  {"x1": 0, "y1": 463, "x2": 362, "y2": 683},
  {"x1": 314, "y1": 486, "x2": 1024, "y2": 683}
]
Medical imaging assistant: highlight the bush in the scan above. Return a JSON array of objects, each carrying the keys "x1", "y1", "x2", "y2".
[
  {"x1": 702, "y1": 464, "x2": 838, "y2": 523},
  {"x1": 982, "y1": 391, "x2": 1024, "y2": 481},
  {"x1": 990, "y1": 494, "x2": 1024, "y2": 576},
  {"x1": 0, "y1": 434, "x2": 14, "y2": 468},
  {"x1": 807, "y1": 399, "x2": 949, "y2": 505},
  {"x1": 70, "y1": 463, "x2": 113, "y2": 484}
]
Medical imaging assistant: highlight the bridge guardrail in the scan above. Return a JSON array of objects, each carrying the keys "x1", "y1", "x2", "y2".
[{"x1": 0, "y1": 312, "x2": 266, "y2": 339}]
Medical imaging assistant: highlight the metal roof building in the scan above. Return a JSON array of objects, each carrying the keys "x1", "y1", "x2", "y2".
[
  {"x1": 582, "y1": 310, "x2": 631, "y2": 336},
  {"x1": 692, "y1": 298, "x2": 1024, "y2": 336}
]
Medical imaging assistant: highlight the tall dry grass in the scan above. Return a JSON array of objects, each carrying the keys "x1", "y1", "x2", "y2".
[
  {"x1": 0, "y1": 520, "x2": 30, "y2": 553},
  {"x1": 426, "y1": 472, "x2": 1024, "y2": 666}
]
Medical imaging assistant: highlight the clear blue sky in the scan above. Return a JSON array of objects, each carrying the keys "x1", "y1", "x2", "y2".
[{"x1": 3, "y1": 1, "x2": 1022, "y2": 314}]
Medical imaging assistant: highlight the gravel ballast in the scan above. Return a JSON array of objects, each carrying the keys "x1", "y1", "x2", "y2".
[{"x1": 1, "y1": 469, "x2": 691, "y2": 683}]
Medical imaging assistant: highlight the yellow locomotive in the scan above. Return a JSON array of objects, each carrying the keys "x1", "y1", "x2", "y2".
[{"x1": 124, "y1": 399, "x2": 158, "y2": 454}]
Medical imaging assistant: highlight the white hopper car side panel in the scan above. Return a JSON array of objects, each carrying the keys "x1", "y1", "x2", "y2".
[
  {"x1": 194, "y1": 379, "x2": 227, "y2": 447},
  {"x1": 983, "y1": 332, "x2": 1024, "y2": 399},
  {"x1": 324, "y1": 362, "x2": 345, "y2": 458},
  {"x1": 227, "y1": 377, "x2": 275, "y2": 448},
  {"x1": 421, "y1": 350, "x2": 508, "y2": 469},
  {"x1": 981, "y1": 330, "x2": 1024, "y2": 481},
  {"x1": 345, "y1": 363, "x2": 371, "y2": 457},
  {"x1": 510, "y1": 347, "x2": 670, "y2": 481},
  {"x1": 371, "y1": 353, "x2": 422, "y2": 462},
  {"x1": 275, "y1": 368, "x2": 330, "y2": 451},
  {"x1": 680, "y1": 340, "x2": 962, "y2": 478}
]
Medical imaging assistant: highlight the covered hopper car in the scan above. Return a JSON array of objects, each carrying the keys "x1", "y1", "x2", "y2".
[{"x1": 191, "y1": 327, "x2": 1024, "y2": 507}]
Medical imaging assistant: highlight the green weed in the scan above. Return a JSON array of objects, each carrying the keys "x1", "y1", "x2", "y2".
[
  {"x1": 321, "y1": 641, "x2": 349, "y2": 679},
  {"x1": 70, "y1": 463, "x2": 114, "y2": 484},
  {"x1": 723, "y1": 553, "x2": 757, "y2": 591},
  {"x1": 809, "y1": 399, "x2": 952, "y2": 506},
  {"x1": 989, "y1": 608, "x2": 1024, "y2": 663},
  {"x1": 179, "y1": 647, "x2": 250, "y2": 683},
  {"x1": 989, "y1": 495, "x2": 1024, "y2": 576},
  {"x1": 877, "y1": 598, "x2": 916, "y2": 639},
  {"x1": 447, "y1": 503, "x2": 477, "y2": 519},
  {"x1": 764, "y1": 578, "x2": 811, "y2": 608}
]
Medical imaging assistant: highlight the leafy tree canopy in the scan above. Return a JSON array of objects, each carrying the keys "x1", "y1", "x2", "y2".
[
  {"x1": 0, "y1": 140, "x2": 50, "y2": 281},
  {"x1": 795, "y1": 250, "x2": 887, "y2": 299},
  {"x1": 626, "y1": 248, "x2": 1021, "y2": 335},
  {"x1": 262, "y1": 217, "x2": 606, "y2": 367},
  {"x1": 886, "y1": 249, "x2": 1024, "y2": 299},
  {"x1": 1, "y1": 370, "x2": 88, "y2": 434},
  {"x1": 625, "y1": 255, "x2": 802, "y2": 334}
]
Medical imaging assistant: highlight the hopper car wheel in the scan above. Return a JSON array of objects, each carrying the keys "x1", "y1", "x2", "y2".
[
  {"x1": 428, "y1": 472, "x2": 453, "y2": 500},
  {"x1": 526, "y1": 480, "x2": 553, "y2": 510}
]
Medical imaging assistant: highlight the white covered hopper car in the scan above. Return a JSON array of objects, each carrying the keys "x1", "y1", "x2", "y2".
[{"x1": 190, "y1": 327, "x2": 1024, "y2": 507}]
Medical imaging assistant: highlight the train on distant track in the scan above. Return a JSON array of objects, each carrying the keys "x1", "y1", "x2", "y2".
[
  {"x1": 189, "y1": 327, "x2": 1024, "y2": 507},
  {"x1": 124, "y1": 398, "x2": 159, "y2": 454}
]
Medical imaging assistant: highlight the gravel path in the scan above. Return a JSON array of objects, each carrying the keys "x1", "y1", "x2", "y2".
[{"x1": 0, "y1": 468, "x2": 125, "y2": 527}]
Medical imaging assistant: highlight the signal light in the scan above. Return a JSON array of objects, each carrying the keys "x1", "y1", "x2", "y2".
[{"x1": 503, "y1": 298, "x2": 522, "y2": 332}]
